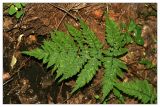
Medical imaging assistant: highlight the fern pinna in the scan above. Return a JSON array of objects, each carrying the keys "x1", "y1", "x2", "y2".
[{"x1": 22, "y1": 16, "x2": 156, "y2": 103}]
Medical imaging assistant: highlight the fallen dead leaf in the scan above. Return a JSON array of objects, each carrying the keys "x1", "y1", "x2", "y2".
[
  {"x1": 17, "y1": 34, "x2": 24, "y2": 43},
  {"x1": 27, "y1": 35, "x2": 37, "y2": 45},
  {"x1": 108, "y1": 10, "x2": 120, "y2": 21},
  {"x1": 10, "y1": 55, "x2": 17, "y2": 69},
  {"x1": 93, "y1": 9, "x2": 103, "y2": 19},
  {"x1": 3, "y1": 17, "x2": 13, "y2": 30},
  {"x1": 3, "y1": 72, "x2": 11, "y2": 81},
  {"x1": 123, "y1": 77, "x2": 129, "y2": 82}
]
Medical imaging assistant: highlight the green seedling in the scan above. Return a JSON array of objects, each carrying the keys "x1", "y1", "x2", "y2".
[
  {"x1": 139, "y1": 58, "x2": 156, "y2": 69},
  {"x1": 8, "y1": 3, "x2": 25, "y2": 19},
  {"x1": 94, "y1": 95, "x2": 100, "y2": 100}
]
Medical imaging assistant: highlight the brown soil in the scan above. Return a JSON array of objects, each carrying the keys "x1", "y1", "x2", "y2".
[{"x1": 3, "y1": 3, "x2": 157, "y2": 104}]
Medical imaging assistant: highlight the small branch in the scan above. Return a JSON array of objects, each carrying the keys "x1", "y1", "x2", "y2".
[
  {"x1": 51, "y1": 4, "x2": 78, "y2": 20},
  {"x1": 3, "y1": 78, "x2": 14, "y2": 86},
  {"x1": 62, "y1": 92, "x2": 73, "y2": 104},
  {"x1": 49, "y1": 4, "x2": 78, "y2": 30},
  {"x1": 55, "y1": 13, "x2": 68, "y2": 30}
]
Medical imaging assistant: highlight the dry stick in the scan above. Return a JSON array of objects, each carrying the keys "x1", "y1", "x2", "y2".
[
  {"x1": 56, "y1": 13, "x2": 68, "y2": 30},
  {"x1": 145, "y1": 4, "x2": 157, "y2": 12},
  {"x1": 62, "y1": 92, "x2": 74, "y2": 104},
  {"x1": 50, "y1": 4, "x2": 78, "y2": 21},
  {"x1": 7, "y1": 85, "x2": 19, "y2": 95},
  {"x1": 50, "y1": 4, "x2": 78, "y2": 30},
  {"x1": 3, "y1": 78, "x2": 14, "y2": 86},
  {"x1": 56, "y1": 82, "x2": 64, "y2": 103}
]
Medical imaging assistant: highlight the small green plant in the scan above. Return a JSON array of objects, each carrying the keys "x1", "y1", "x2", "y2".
[
  {"x1": 8, "y1": 3, "x2": 25, "y2": 19},
  {"x1": 139, "y1": 58, "x2": 156, "y2": 69},
  {"x1": 94, "y1": 95, "x2": 100, "y2": 100},
  {"x1": 22, "y1": 14, "x2": 156, "y2": 103}
]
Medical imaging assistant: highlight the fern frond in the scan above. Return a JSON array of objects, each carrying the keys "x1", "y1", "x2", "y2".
[
  {"x1": 113, "y1": 88, "x2": 125, "y2": 103},
  {"x1": 22, "y1": 17, "x2": 156, "y2": 103},
  {"x1": 102, "y1": 57, "x2": 127, "y2": 100},
  {"x1": 102, "y1": 57, "x2": 115, "y2": 100},
  {"x1": 102, "y1": 77, "x2": 114, "y2": 101},
  {"x1": 58, "y1": 56, "x2": 86, "y2": 82},
  {"x1": 113, "y1": 58, "x2": 127, "y2": 70},
  {"x1": 105, "y1": 15, "x2": 128, "y2": 57},
  {"x1": 105, "y1": 15, "x2": 121, "y2": 48},
  {"x1": 23, "y1": 19, "x2": 103, "y2": 93},
  {"x1": 115, "y1": 79, "x2": 156, "y2": 103},
  {"x1": 22, "y1": 48, "x2": 48, "y2": 60},
  {"x1": 72, "y1": 58, "x2": 101, "y2": 93},
  {"x1": 79, "y1": 19, "x2": 102, "y2": 50},
  {"x1": 66, "y1": 24, "x2": 84, "y2": 49}
]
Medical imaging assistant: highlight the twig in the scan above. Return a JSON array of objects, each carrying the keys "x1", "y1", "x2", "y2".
[
  {"x1": 58, "y1": 82, "x2": 64, "y2": 96},
  {"x1": 50, "y1": 4, "x2": 78, "y2": 21},
  {"x1": 49, "y1": 4, "x2": 78, "y2": 30},
  {"x1": 145, "y1": 4, "x2": 157, "y2": 12},
  {"x1": 55, "y1": 13, "x2": 68, "y2": 30},
  {"x1": 62, "y1": 92, "x2": 74, "y2": 104},
  {"x1": 3, "y1": 78, "x2": 14, "y2": 86},
  {"x1": 7, "y1": 85, "x2": 20, "y2": 95}
]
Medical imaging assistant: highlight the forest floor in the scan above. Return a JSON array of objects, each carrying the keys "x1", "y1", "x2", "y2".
[{"x1": 3, "y1": 3, "x2": 157, "y2": 104}]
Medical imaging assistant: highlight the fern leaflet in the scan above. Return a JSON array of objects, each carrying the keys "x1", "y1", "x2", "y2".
[{"x1": 115, "y1": 80, "x2": 156, "y2": 103}]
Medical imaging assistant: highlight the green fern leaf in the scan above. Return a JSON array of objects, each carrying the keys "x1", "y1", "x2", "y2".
[
  {"x1": 113, "y1": 88, "x2": 125, "y2": 103},
  {"x1": 79, "y1": 19, "x2": 102, "y2": 49},
  {"x1": 102, "y1": 77, "x2": 114, "y2": 101},
  {"x1": 113, "y1": 58, "x2": 127, "y2": 70},
  {"x1": 105, "y1": 14, "x2": 128, "y2": 58},
  {"x1": 115, "y1": 80, "x2": 156, "y2": 103},
  {"x1": 115, "y1": 67, "x2": 124, "y2": 79},
  {"x1": 22, "y1": 48, "x2": 48, "y2": 61},
  {"x1": 66, "y1": 24, "x2": 84, "y2": 49},
  {"x1": 102, "y1": 57, "x2": 115, "y2": 100},
  {"x1": 105, "y1": 15, "x2": 121, "y2": 48},
  {"x1": 72, "y1": 58, "x2": 101, "y2": 93},
  {"x1": 58, "y1": 56, "x2": 86, "y2": 82},
  {"x1": 102, "y1": 57, "x2": 127, "y2": 100}
]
